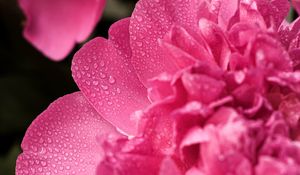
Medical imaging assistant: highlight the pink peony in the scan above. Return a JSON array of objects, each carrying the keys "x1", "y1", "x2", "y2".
[
  {"x1": 19, "y1": 0, "x2": 106, "y2": 60},
  {"x1": 16, "y1": 0, "x2": 300, "y2": 174}
]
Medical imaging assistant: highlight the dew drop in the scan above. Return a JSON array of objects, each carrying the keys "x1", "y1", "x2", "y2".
[
  {"x1": 92, "y1": 80, "x2": 99, "y2": 86},
  {"x1": 108, "y1": 76, "x2": 116, "y2": 84},
  {"x1": 100, "y1": 72, "x2": 106, "y2": 78},
  {"x1": 100, "y1": 60, "x2": 105, "y2": 67},
  {"x1": 101, "y1": 85, "x2": 108, "y2": 90},
  {"x1": 136, "y1": 15, "x2": 143, "y2": 22}
]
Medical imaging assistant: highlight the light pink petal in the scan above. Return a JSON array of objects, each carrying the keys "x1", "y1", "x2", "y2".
[
  {"x1": 16, "y1": 92, "x2": 119, "y2": 175},
  {"x1": 19, "y1": 0, "x2": 105, "y2": 60},
  {"x1": 72, "y1": 19, "x2": 150, "y2": 135},
  {"x1": 159, "y1": 157, "x2": 182, "y2": 175},
  {"x1": 130, "y1": 0, "x2": 206, "y2": 85},
  {"x1": 186, "y1": 167, "x2": 206, "y2": 175}
]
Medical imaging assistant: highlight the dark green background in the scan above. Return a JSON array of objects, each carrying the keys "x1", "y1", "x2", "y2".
[{"x1": 0, "y1": 0, "x2": 136, "y2": 174}]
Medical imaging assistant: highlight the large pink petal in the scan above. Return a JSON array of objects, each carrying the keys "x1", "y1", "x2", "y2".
[
  {"x1": 19, "y1": 0, "x2": 105, "y2": 60},
  {"x1": 130, "y1": 0, "x2": 206, "y2": 86},
  {"x1": 72, "y1": 19, "x2": 150, "y2": 135},
  {"x1": 16, "y1": 92, "x2": 119, "y2": 175}
]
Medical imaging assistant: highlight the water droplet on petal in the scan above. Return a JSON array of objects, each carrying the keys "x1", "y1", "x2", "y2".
[
  {"x1": 101, "y1": 85, "x2": 108, "y2": 90},
  {"x1": 92, "y1": 81, "x2": 99, "y2": 86},
  {"x1": 108, "y1": 76, "x2": 116, "y2": 84}
]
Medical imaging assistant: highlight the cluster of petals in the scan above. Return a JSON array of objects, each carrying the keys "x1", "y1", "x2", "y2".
[{"x1": 16, "y1": 0, "x2": 300, "y2": 175}]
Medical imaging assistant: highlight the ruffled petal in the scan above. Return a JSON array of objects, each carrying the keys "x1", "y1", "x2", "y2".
[
  {"x1": 130, "y1": 0, "x2": 206, "y2": 85},
  {"x1": 97, "y1": 137, "x2": 163, "y2": 175},
  {"x1": 19, "y1": 0, "x2": 105, "y2": 60},
  {"x1": 72, "y1": 19, "x2": 150, "y2": 135},
  {"x1": 16, "y1": 92, "x2": 119, "y2": 175}
]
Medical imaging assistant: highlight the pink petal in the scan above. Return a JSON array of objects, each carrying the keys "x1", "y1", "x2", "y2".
[
  {"x1": 198, "y1": 18, "x2": 231, "y2": 70},
  {"x1": 292, "y1": 0, "x2": 300, "y2": 16},
  {"x1": 181, "y1": 72, "x2": 226, "y2": 104},
  {"x1": 215, "y1": 0, "x2": 239, "y2": 30},
  {"x1": 268, "y1": 71, "x2": 300, "y2": 93},
  {"x1": 97, "y1": 137, "x2": 163, "y2": 175},
  {"x1": 159, "y1": 25, "x2": 216, "y2": 68},
  {"x1": 288, "y1": 48, "x2": 300, "y2": 70},
  {"x1": 201, "y1": 124, "x2": 253, "y2": 175},
  {"x1": 72, "y1": 19, "x2": 150, "y2": 135},
  {"x1": 279, "y1": 94, "x2": 300, "y2": 139},
  {"x1": 249, "y1": 34, "x2": 292, "y2": 72},
  {"x1": 130, "y1": 0, "x2": 206, "y2": 85},
  {"x1": 278, "y1": 17, "x2": 300, "y2": 50},
  {"x1": 16, "y1": 92, "x2": 119, "y2": 175},
  {"x1": 255, "y1": 156, "x2": 300, "y2": 175},
  {"x1": 19, "y1": 0, "x2": 105, "y2": 60},
  {"x1": 159, "y1": 157, "x2": 182, "y2": 175},
  {"x1": 98, "y1": 154, "x2": 162, "y2": 175},
  {"x1": 147, "y1": 73, "x2": 174, "y2": 102},
  {"x1": 255, "y1": 0, "x2": 290, "y2": 28}
]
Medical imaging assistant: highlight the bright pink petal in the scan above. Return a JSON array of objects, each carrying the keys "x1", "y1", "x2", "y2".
[
  {"x1": 16, "y1": 92, "x2": 119, "y2": 175},
  {"x1": 130, "y1": 0, "x2": 206, "y2": 85},
  {"x1": 19, "y1": 0, "x2": 105, "y2": 60},
  {"x1": 72, "y1": 19, "x2": 150, "y2": 135}
]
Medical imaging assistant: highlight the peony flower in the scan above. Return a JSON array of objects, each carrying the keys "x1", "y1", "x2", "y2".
[
  {"x1": 16, "y1": 0, "x2": 300, "y2": 174},
  {"x1": 19, "y1": 0, "x2": 106, "y2": 61}
]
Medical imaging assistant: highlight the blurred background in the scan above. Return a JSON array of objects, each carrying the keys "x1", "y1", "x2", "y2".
[{"x1": 0, "y1": 0, "x2": 137, "y2": 174}]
